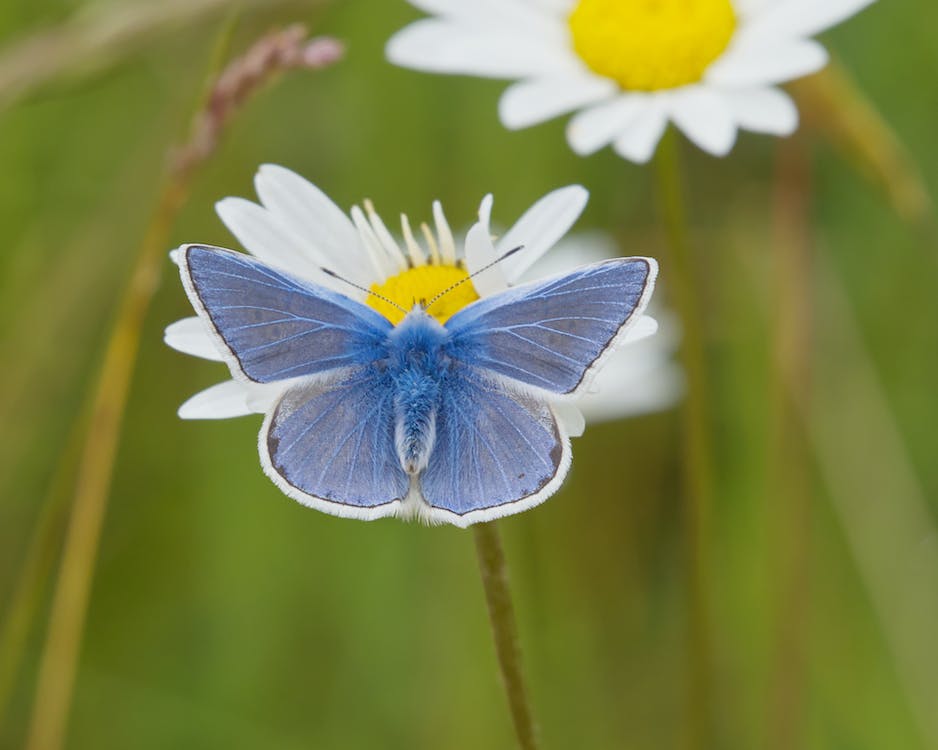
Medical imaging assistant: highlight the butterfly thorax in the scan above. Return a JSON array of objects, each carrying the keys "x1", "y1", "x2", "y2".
[{"x1": 386, "y1": 309, "x2": 452, "y2": 475}]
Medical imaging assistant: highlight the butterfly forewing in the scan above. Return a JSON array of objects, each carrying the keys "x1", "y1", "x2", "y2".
[
  {"x1": 261, "y1": 373, "x2": 410, "y2": 517},
  {"x1": 445, "y1": 258, "x2": 656, "y2": 395},
  {"x1": 181, "y1": 245, "x2": 392, "y2": 383}
]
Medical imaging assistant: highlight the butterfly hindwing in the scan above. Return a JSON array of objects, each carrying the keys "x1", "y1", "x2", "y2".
[
  {"x1": 445, "y1": 258, "x2": 657, "y2": 395},
  {"x1": 260, "y1": 371, "x2": 410, "y2": 518},
  {"x1": 180, "y1": 245, "x2": 392, "y2": 383},
  {"x1": 419, "y1": 365, "x2": 569, "y2": 526}
]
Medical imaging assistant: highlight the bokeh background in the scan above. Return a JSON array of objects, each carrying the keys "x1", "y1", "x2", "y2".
[{"x1": 2, "y1": 1, "x2": 937, "y2": 748}]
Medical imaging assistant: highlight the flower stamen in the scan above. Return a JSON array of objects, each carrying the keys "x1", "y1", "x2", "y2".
[{"x1": 369, "y1": 263, "x2": 478, "y2": 324}]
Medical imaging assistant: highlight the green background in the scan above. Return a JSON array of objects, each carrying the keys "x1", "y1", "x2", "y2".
[{"x1": 1, "y1": 1, "x2": 937, "y2": 748}]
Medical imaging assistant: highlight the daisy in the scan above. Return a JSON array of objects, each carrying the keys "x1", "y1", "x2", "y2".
[
  {"x1": 165, "y1": 165, "x2": 677, "y2": 430},
  {"x1": 386, "y1": 0, "x2": 875, "y2": 162}
]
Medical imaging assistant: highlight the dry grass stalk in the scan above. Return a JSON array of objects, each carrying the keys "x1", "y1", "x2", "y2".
[{"x1": 22, "y1": 26, "x2": 343, "y2": 750}]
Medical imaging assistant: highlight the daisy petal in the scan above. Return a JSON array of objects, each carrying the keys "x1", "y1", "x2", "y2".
[
  {"x1": 620, "y1": 315, "x2": 659, "y2": 346},
  {"x1": 579, "y1": 317, "x2": 684, "y2": 423},
  {"x1": 579, "y1": 356, "x2": 684, "y2": 422},
  {"x1": 496, "y1": 185, "x2": 589, "y2": 282},
  {"x1": 707, "y1": 39, "x2": 829, "y2": 87},
  {"x1": 517, "y1": 230, "x2": 618, "y2": 282},
  {"x1": 178, "y1": 380, "x2": 256, "y2": 420},
  {"x1": 244, "y1": 383, "x2": 285, "y2": 414},
  {"x1": 613, "y1": 105, "x2": 668, "y2": 163},
  {"x1": 499, "y1": 75, "x2": 617, "y2": 130},
  {"x1": 409, "y1": 0, "x2": 567, "y2": 37},
  {"x1": 743, "y1": 0, "x2": 875, "y2": 41},
  {"x1": 433, "y1": 200, "x2": 457, "y2": 265},
  {"x1": 669, "y1": 87, "x2": 738, "y2": 157},
  {"x1": 733, "y1": 0, "x2": 773, "y2": 19},
  {"x1": 529, "y1": 0, "x2": 577, "y2": 11},
  {"x1": 164, "y1": 317, "x2": 224, "y2": 362},
  {"x1": 478, "y1": 193, "x2": 494, "y2": 230},
  {"x1": 554, "y1": 402, "x2": 586, "y2": 438},
  {"x1": 254, "y1": 165, "x2": 363, "y2": 281},
  {"x1": 350, "y1": 206, "x2": 400, "y2": 281},
  {"x1": 178, "y1": 380, "x2": 288, "y2": 420},
  {"x1": 464, "y1": 221, "x2": 508, "y2": 296},
  {"x1": 566, "y1": 95, "x2": 647, "y2": 156},
  {"x1": 218, "y1": 198, "x2": 368, "y2": 297},
  {"x1": 215, "y1": 198, "x2": 314, "y2": 275},
  {"x1": 723, "y1": 87, "x2": 799, "y2": 135},
  {"x1": 386, "y1": 20, "x2": 577, "y2": 79}
]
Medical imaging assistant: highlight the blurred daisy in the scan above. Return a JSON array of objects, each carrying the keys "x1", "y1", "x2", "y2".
[
  {"x1": 165, "y1": 165, "x2": 679, "y2": 427},
  {"x1": 386, "y1": 0, "x2": 875, "y2": 162}
]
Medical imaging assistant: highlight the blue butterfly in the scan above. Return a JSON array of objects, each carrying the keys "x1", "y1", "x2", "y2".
[{"x1": 178, "y1": 244, "x2": 657, "y2": 527}]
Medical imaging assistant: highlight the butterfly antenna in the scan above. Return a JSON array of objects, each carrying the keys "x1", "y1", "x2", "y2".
[
  {"x1": 321, "y1": 268, "x2": 408, "y2": 315},
  {"x1": 425, "y1": 245, "x2": 524, "y2": 311}
]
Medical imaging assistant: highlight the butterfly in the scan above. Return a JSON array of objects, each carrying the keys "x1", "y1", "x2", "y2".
[{"x1": 178, "y1": 244, "x2": 657, "y2": 527}]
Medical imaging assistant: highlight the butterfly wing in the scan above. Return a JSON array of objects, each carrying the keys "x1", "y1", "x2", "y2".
[
  {"x1": 445, "y1": 258, "x2": 657, "y2": 395},
  {"x1": 179, "y1": 244, "x2": 392, "y2": 383},
  {"x1": 419, "y1": 365, "x2": 569, "y2": 527},
  {"x1": 418, "y1": 258, "x2": 656, "y2": 523},
  {"x1": 260, "y1": 371, "x2": 410, "y2": 519}
]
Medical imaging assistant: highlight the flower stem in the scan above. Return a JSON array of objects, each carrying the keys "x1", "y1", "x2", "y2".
[
  {"x1": 766, "y1": 135, "x2": 813, "y2": 750},
  {"x1": 472, "y1": 522, "x2": 539, "y2": 750},
  {"x1": 653, "y1": 128, "x2": 715, "y2": 750}
]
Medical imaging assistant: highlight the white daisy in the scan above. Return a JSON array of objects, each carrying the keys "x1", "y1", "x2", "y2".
[
  {"x1": 164, "y1": 165, "x2": 677, "y2": 429},
  {"x1": 386, "y1": 0, "x2": 875, "y2": 162}
]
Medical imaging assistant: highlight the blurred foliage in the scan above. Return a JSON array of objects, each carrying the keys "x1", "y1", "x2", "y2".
[{"x1": 1, "y1": 0, "x2": 937, "y2": 749}]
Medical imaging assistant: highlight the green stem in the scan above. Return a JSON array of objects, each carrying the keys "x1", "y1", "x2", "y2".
[
  {"x1": 472, "y1": 522, "x2": 539, "y2": 750},
  {"x1": 766, "y1": 136, "x2": 813, "y2": 750},
  {"x1": 653, "y1": 128, "x2": 715, "y2": 750}
]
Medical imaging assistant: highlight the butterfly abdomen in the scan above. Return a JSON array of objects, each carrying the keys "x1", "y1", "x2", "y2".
[
  {"x1": 387, "y1": 309, "x2": 451, "y2": 476},
  {"x1": 393, "y1": 367, "x2": 440, "y2": 475}
]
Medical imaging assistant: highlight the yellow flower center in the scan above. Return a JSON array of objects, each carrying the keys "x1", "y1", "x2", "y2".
[
  {"x1": 368, "y1": 264, "x2": 479, "y2": 325},
  {"x1": 568, "y1": 0, "x2": 737, "y2": 92}
]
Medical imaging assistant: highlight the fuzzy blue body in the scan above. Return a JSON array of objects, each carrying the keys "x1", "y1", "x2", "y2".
[
  {"x1": 181, "y1": 244, "x2": 655, "y2": 523},
  {"x1": 385, "y1": 310, "x2": 450, "y2": 474}
]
